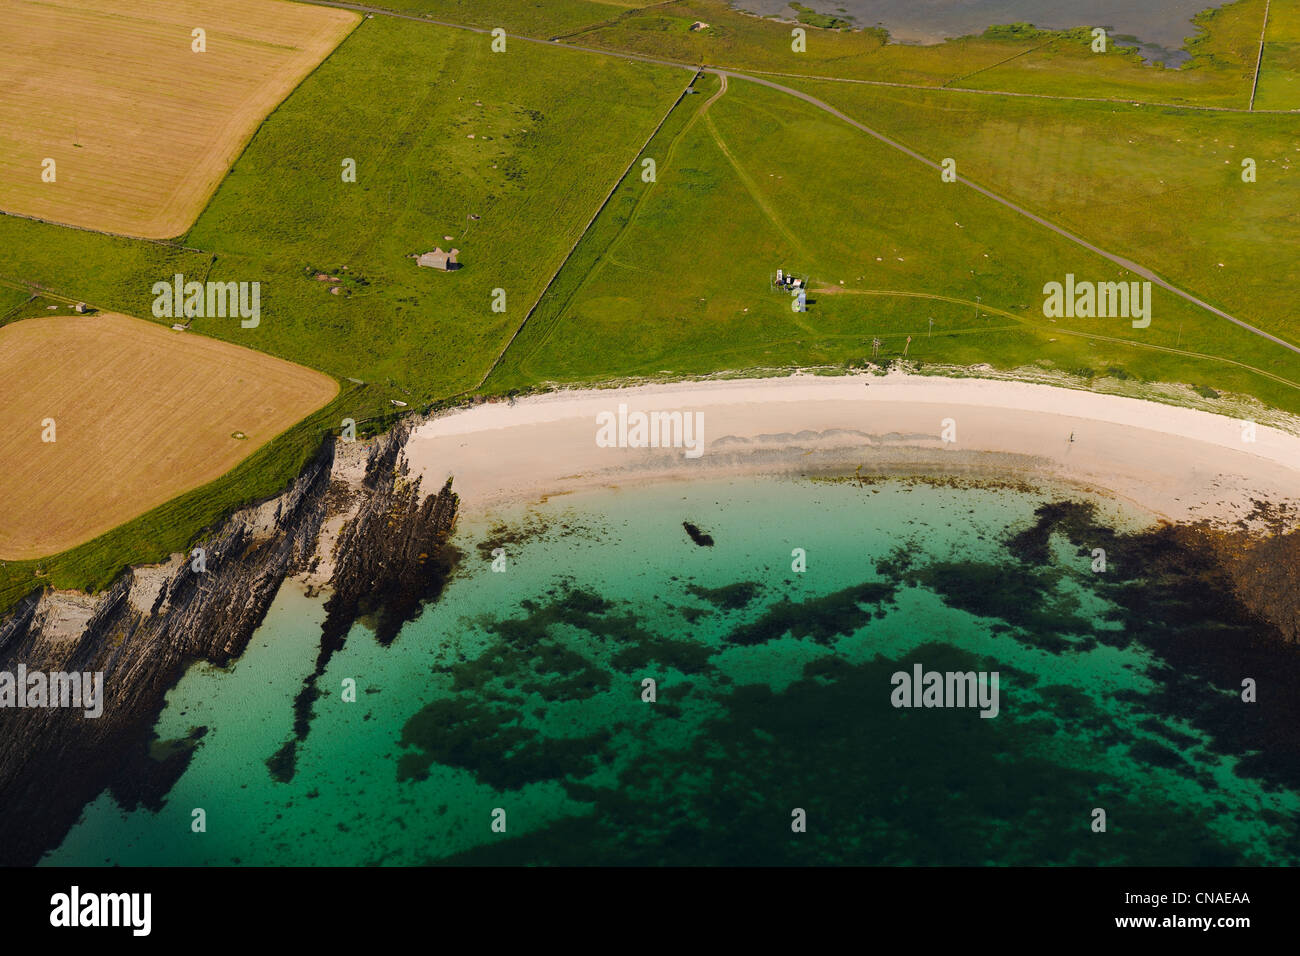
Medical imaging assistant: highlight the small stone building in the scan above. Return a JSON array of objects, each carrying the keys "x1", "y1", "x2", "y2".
[{"x1": 417, "y1": 247, "x2": 460, "y2": 271}]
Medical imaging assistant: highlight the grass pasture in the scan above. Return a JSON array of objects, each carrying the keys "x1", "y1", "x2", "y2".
[
  {"x1": 0, "y1": 291, "x2": 98, "y2": 327},
  {"x1": 1254, "y1": 0, "x2": 1300, "y2": 109},
  {"x1": 954, "y1": 0, "x2": 1270, "y2": 105},
  {"x1": 367, "y1": 0, "x2": 643, "y2": 37},
  {"x1": 784, "y1": 77, "x2": 1300, "y2": 346},
  {"x1": 486, "y1": 72, "x2": 1300, "y2": 421},
  {"x1": 0, "y1": 0, "x2": 358, "y2": 238},
  {"x1": 0, "y1": 312, "x2": 338, "y2": 559},
  {"x1": 179, "y1": 15, "x2": 689, "y2": 400},
  {"x1": 0, "y1": 285, "x2": 34, "y2": 324}
]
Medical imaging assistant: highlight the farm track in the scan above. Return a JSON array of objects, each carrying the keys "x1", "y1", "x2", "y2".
[
  {"x1": 603, "y1": 72, "x2": 727, "y2": 273},
  {"x1": 815, "y1": 286, "x2": 1300, "y2": 392},
  {"x1": 744, "y1": 69, "x2": 1296, "y2": 115},
  {"x1": 701, "y1": 77, "x2": 813, "y2": 263}
]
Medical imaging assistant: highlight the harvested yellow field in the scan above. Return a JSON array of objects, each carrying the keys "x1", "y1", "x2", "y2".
[
  {"x1": 0, "y1": 0, "x2": 358, "y2": 238},
  {"x1": 0, "y1": 312, "x2": 338, "y2": 559}
]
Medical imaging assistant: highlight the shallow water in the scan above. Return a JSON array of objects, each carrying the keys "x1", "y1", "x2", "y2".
[
  {"x1": 43, "y1": 476, "x2": 1300, "y2": 866},
  {"x1": 733, "y1": 0, "x2": 1231, "y2": 64}
]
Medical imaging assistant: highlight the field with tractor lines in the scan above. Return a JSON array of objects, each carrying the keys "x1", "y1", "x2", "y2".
[{"x1": 0, "y1": 0, "x2": 358, "y2": 238}]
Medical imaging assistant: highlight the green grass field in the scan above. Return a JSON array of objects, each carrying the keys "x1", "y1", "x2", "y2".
[
  {"x1": 1254, "y1": 0, "x2": 1300, "y2": 109},
  {"x1": 783, "y1": 76, "x2": 1300, "y2": 345},
  {"x1": 0, "y1": 287, "x2": 110, "y2": 328},
  {"x1": 0, "y1": 226, "x2": 212, "y2": 329},
  {"x1": 485, "y1": 71, "x2": 1300, "y2": 418},
  {"x1": 183, "y1": 16, "x2": 687, "y2": 401},
  {"x1": 361, "y1": 0, "x2": 642, "y2": 37},
  {"x1": 0, "y1": 285, "x2": 33, "y2": 324}
]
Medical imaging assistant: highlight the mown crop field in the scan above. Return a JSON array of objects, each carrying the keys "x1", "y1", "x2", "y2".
[
  {"x1": 0, "y1": 0, "x2": 359, "y2": 238},
  {"x1": 0, "y1": 312, "x2": 338, "y2": 559}
]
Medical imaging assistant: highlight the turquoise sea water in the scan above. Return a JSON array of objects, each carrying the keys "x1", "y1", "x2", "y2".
[{"x1": 43, "y1": 476, "x2": 1300, "y2": 865}]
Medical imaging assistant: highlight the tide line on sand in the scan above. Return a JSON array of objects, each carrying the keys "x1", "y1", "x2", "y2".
[{"x1": 406, "y1": 374, "x2": 1300, "y2": 524}]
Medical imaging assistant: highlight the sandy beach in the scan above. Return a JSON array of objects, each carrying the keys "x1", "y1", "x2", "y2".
[{"x1": 406, "y1": 373, "x2": 1300, "y2": 524}]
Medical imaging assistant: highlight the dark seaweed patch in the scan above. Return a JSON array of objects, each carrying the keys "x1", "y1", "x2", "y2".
[
  {"x1": 1006, "y1": 500, "x2": 1119, "y2": 567},
  {"x1": 1007, "y1": 499, "x2": 1300, "y2": 791},
  {"x1": 398, "y1": 697, "x2": 607, "y2": 791},
  {"x1": 409, "y1": 494, "x2": 1300, "y2": 865},
  {"x1": 905, "y1": 561, "x2": 1091, "y2": 653},
  {"x1": 727, "y1": 582, "x2": 896, "y2": 646},
  {"x1": 434, "y1": 647, "x2": 1242, "y2": 866},
  {"x1": 610, "y1": 634, "x2": 713, "y2": 674},
  {"x1": 1128, "y1": 738, "x2": 1190, "y2": 771},
  {"x1": 1137, "y1": 717, "x2": 1199, "y2": 749},
  {"x1": 686, "y1": 581, "x2": 762, "y2": 610},
  {"x1": 1037, "y1": 684, "x2": 1118, "y2": 739}
]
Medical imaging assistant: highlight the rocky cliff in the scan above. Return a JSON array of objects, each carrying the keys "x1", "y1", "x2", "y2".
[{"x1": 0, "y1": 420, "x2": 459, "y2": 866}]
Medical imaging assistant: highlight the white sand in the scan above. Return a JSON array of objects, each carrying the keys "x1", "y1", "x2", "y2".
[{"x1": 406, "y1": 373, "x2": 1300, "y2": 524}]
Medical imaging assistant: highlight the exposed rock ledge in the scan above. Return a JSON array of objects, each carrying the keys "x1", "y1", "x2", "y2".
[{"x1": 0, "y1": 420, "x2": 459, "y2": 866}]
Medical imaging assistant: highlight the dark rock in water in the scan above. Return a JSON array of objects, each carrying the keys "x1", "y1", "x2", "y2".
[
  {"x1": 683, "y1": 522, "x2": 714, "y2": 547},
  {"x1": 278, "y1": 421, "x2": 461, "y2": 782}
]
